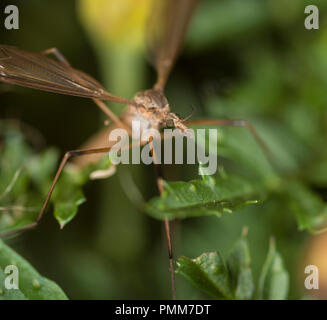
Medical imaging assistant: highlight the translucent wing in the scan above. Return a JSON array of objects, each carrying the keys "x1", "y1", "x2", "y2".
[
  {"x1": 147, "y1": 0, "x2": 200, "y2": 90},
  {"x1": 0, "y1": 45, "x2": 131, "y2": 104}
]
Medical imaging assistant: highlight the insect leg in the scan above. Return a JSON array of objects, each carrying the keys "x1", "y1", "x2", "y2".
[
  {"x1": 0, "y1": 144, "x2": 134, "y2": 238},
  {"x1": 149, "y1": 136, "x2": 176, "y2": 300},
  {"x1": 163, "y1": 217, "x2": 176, "y2": 299},
  {"x1": 185, "y1": 118, "x2": 273, "y2": 160},
  {"x1": 41, "y1": 47, "x2": 70, "y2": 66},
  {"x1": 92, "y1": 99, "x2": 131, "y2": 134},
  {"x1": 41, "y1": 48, "x2": 129, "y2": 129}
]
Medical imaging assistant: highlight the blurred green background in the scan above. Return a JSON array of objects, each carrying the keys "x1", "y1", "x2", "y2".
[{"x1": 1, "y1": 0, "x2": 327, "y2": 299}]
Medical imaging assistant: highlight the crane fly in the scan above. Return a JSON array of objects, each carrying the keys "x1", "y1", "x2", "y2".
[{"x1": 0, "y1": 0, "x2": 267, "y2": 299}]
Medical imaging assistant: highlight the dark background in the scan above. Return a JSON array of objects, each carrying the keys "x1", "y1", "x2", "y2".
[{"x1": 1, "y1": 0, "x2": 327, "y2": 299}]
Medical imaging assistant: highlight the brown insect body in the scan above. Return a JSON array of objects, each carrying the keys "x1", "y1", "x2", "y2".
[{"x1": 124, "y1": 89, "x2": 188, "y2": 133}]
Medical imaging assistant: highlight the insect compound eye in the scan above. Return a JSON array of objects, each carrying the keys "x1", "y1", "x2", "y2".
[{"x1": 165, "y1": 118, "x2": 175, "y2": 128}]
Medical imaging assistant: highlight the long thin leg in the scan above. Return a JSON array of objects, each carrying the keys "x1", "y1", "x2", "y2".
[
  {"x1": 0, "y1": 144, "x2": 134, "y2": 238},
  {"x1": 155, "y1": 174, "x2": 176, "y2": 301},
  {"x1": 163, "y1": 213, "x2": 176, "y2": 300},
  {"x1": 185, "y1": 119, "x2": 273, "y2": 159},
  {"x1": 92, "y1": 99, "x2": 131, "y2": 134},
  {"x1": 149, "y1": 137, "x2": 176, "y2": 300},
  {"x1": 0, "y1": 56, "x2": 11, "y2": 61},
  {"x1": 41, "y1": 48, "x2": 128, "y2": 130},
  {"x1": 41, "y1": 48, "x2": 70, "y2": 66}
]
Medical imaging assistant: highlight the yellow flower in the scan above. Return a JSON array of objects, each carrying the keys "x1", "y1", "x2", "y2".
[{"x1": 78, "y1": 0, "x2": 152, "y2": 49}]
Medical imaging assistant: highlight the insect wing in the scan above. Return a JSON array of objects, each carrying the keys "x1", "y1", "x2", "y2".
[
  {"x1": 0, "y1": 45, "x2": 130, "y2": 104},
  {"x1": 147, "y1": 0, "x2": 200, "y2": 90}
]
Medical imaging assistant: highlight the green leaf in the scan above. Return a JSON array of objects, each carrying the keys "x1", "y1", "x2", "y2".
[
  {"x1": 52, "y1": 155, "x2": 113, "y2": 228},
  {"x1": 0, "y1": 123, "x2": 115, "y2": 232},
  {"x1": 146, "y1": 173, "x2": 262, "y2": 220},
  {"x1": 188, "y1": 0, "x2": 267, "y2": 50},
  {"x1": 0, "y1": 129, "x2": 58, "y2": 234},
  {"x1": 0, "y1": 240, "x2": 68, "y2": 300},
  {"x1": 285, "y1": 181, "x2": 327, "y2": 234},
  {"x1": 227, "y1": 230, "x2": 254, "y2": 299},
  {"x1": 52, "y1": 166, "x2": 87, "y2": 229},
  {"x1": 257, "y1": 239, "x2": 289, "y2": 300},
  {"x1": 176, "y1": 232, "x2": 290, "y2": 300},
  {"x1": 176, "y1": 230, "x2": 254, "y2": 300},
  {"x1": 176, "y1": 252, "x2": 234, "y2": 299},
  {"x1": 54, "y1": 189, "x2": 86, "y2": 229}
]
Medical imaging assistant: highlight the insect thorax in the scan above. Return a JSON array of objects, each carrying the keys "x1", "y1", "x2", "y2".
[
  {"x1": 124, "y1": 89, "x2": 188, "y2": 133},
  {"x1": 133, "y1": 89, "x2": 169, "y2": 110}
]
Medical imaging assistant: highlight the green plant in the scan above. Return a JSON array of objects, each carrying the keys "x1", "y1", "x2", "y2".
[{"x1": 1, "y1": 0, "x2": 327, "y2": 300}]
